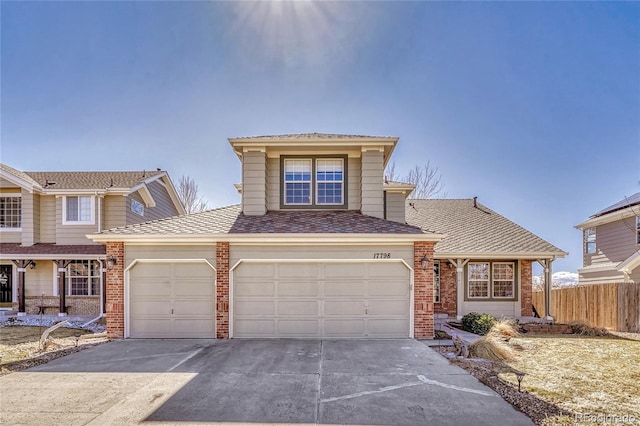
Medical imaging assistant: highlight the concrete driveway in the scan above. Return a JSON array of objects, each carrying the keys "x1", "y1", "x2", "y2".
[{"x1": 1, "y1": 339, "x2": 532, "y2": 425}]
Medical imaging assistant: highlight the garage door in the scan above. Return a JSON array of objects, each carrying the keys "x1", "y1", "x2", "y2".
[
  {"x1": 129, "y1": 261, "x2": 215, "y2": 338},
  {"x1": 233, "y1": 261, "x2": 410, "y2": 338}
]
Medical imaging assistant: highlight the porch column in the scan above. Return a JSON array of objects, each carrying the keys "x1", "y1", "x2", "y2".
[
  {"x1": 449, "y1": 259, "x2": 469, "y2": 320},
  {"x1": 11, "y1": 260, "x2": 32, "y2": 315},
  {"x1": 216, "y1": 242, "x2": 230, "y2": 339},
  {"x1": 537, "y1": 259, "x2": 554, "y2": 321},
  {"x1": 414, "y1": 241, "x2": 435, "y2": 339},
  {"x1": 54, "y1": 260, "x2": 71, "y2": 316}
]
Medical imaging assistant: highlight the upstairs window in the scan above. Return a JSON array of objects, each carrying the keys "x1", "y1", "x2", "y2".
[
  {"x1": 0, "y1": 195, "x2": 22, "y2": 230},
  {"x1": 63, "y1": 196, "x2": 94, "y2": 225},
  {"x1": 584, "y1": 228, "x2": 596, "y2": 254},
  {"x1": 637, "y1": 217, "x2": 640, "y2": 245},
  {"x1": 282, "y1": 157, "x2": 346, "y2": 208}
]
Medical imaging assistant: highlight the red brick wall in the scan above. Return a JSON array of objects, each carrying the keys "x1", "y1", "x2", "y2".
[
  {"x1": 414, "y1": 242, "x2": 435, "y2": 339},
  {"x1": 106, "y1": 242, "x2": 124, "y2": 338},
  {"x1": 435, "y1": 260, "x2": 457, "y2": 317},
  {"x1": 216, "y1": 242, "x2": 230, "y2": 339},
  {"x1": 520, "y1": 260, "x2": 533, "y2": 317}
]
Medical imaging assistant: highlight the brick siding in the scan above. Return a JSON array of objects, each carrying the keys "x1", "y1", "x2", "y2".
[
  {"x1": 105, "y1": 242, "x2": 125, "y2": 338},
  {"x1": 24, "y1": 296, "x2": 99, "y2": 315},
  {"x1": 414, "y1": 241, "x2": 435, "y2": 339},
  {"x1": 520, "y1": 260, "x2": 533, "y2": 317},
  {"x1": 216, "y1": 242, "x2": 230, "y2": 339}
]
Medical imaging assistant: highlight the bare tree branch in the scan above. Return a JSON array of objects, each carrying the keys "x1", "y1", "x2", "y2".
[
  {"x1": 177, "y1": 175, "x2": 209, "y2": 214},
  {"x1": 384, "y1": 161, "x2": 446, "y2": 199}
]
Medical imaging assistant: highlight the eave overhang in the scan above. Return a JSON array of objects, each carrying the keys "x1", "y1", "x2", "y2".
[
  {"x1": 575, "y1": 206, "x2": 637, "y2": 229},
  {"x1": 433, "y1": 251, "x2": 568, "y2": 260}
]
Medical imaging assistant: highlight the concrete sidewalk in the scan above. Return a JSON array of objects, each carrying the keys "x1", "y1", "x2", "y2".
[{"x1": 1, "y1": 339, "x2": 532, "y2": 426}]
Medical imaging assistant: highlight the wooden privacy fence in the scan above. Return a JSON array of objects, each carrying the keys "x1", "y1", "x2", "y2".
[{"x1": 532, "y1": 282, "x2": 640, "y2": 332}]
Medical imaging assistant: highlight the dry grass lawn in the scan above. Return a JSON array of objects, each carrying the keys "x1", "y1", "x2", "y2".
[
  {"x1": 499, "y1": 334, "x2": 640, "y2": 424},
  {"x1": 0, "y1": 325, "x2": 96, "y2": 366}
]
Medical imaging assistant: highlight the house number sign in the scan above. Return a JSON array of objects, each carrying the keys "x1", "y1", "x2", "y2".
[{"x1": 373, "y1": 253, "x2": 391, "y2": 259}]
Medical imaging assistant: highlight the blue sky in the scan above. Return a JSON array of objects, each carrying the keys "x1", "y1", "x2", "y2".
[{"x1": 2, "y1": 1, "x2": 639, "y2": 274}]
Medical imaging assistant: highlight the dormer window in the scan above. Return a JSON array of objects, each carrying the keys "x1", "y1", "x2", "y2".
[{"x1": 282, "y1": 156, "x2": 346, "y2": 208}]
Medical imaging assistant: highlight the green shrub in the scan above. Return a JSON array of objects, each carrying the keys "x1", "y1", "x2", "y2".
[{"x1": 461, "y1": 312, "x2": 496, "y2": 335}]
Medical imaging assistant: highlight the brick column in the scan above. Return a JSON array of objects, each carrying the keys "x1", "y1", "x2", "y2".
[
  {"x1": 414, "y1": 241, "x2": 435, "y2": 339},
  {"x1": 216, "y1": 242, "x2": 230, "y2": 339},
  {"x1": 106, "y1": 242, "x2": 125, "y2": 339},
  {"x1": 435, "y1": 262, "x2": 458, "y2": 317},
  {"x1": 520, "y1": 260, "x2": 533, "y2": 317}
]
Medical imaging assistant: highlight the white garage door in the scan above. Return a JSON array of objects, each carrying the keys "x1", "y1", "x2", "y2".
[
  {"x1": 233, "y1": 261, "x2": 411, "y2": 338},
  {"x1": 129, "y1": 261, "x2": 215, "y2": 338}
]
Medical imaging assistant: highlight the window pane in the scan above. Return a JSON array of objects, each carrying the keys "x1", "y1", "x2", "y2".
[
  {"x1": 316, "y1": 159, "x2": 343, "y2": 205},
  {"x1": 285, "y1": 182, "x2": 311, "y2": 204},
  {"x1": 468, "y1": 263, "x2": 489, "y2": 298},
  {"x1": 78, "y1": 196, "x2": 92, "y2": 221},
  {"x1": 67, "y1": 260, "x2": 100, "y2": 296},
  {"x1": 493, "y1": 263, "x2": 514, "y2": 298},
  {"x1": 585, "y1": 228, "x2": 596, "y2": 254},
  {"x1": 0, "y1": 196, "x2": 22, "y2": 228}
]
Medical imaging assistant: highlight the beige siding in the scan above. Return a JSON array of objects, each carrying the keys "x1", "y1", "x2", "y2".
[
  {"x1": 21, "y1": 190, "x2": 40, "y2": 246},
  {"x1": 127, "y1": 180, "x2": 180, "y2": 225},
  {"x1": 39, "y1": 195, "x2": 56, "y2": 243},
  {"x1": 25, "y1": 261, "x2": 55, "y2": 296},
  {"x1": 578, "y1": 268, "x2": 627, "y2": 285},
  {"x1": 385, "y1": 192, "x2": 406, "y2": 223},
  {"x1": 230, "y1": 244, "x2": 413, "y2": 266},
  {"x1": 267, "y1": 157, "x2": 280, "y2": 211},
  {"x1": 242, "y1": 151, "x2": 267, "y2": 216},
  {"x1": 55, "y1": 197, "x2": 99, "y2": 245},
  {"x1": 103, "y1": 194, "x2": 126, "y2": 231},
  {"x1": 585, "y1": 218, "x2": 638, "y2": 267},
  {"x1": 347, "y1": 157, "x2": 361, "y2": 210},
  {"x1": 460, "y1": 301, "x2": 520, "y2": 318},
  {"x1": 125, "y1": 244, "x2": 216, "y2": 269},
  {"x1": 360, "y1": 150, "x2": 384, "y2": 218}
]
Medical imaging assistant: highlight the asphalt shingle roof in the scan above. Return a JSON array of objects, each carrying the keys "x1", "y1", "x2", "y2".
[
  {"x1": 24, "y1": 170, "x2": 163, "y2": 190},
  {"x1": 405, "y1": 199, "x2": 565, "y2": 256},
  {"x1": 593, "y1": 192, "x2": 640, "y2": 217},
  {"x1": 100, "y1": 205, "x2": 425, "y2": 235},
  {"x1": 0, "y1": 243, "x2": 106, "y2": 256},
  {"x1": 229, "y1": 133, "x2": 395, "y2": 141}
]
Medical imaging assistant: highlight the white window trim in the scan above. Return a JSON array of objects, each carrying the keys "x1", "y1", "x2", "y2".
[
  {"x1": 467, "y1": 262, "x2": 490, "y2": 299},
  {"x1": 62, "y1": 195, "x2": 95, "y2": 225},
  {"x1": 491, "y1": 261, "x2": 515, "y2": 299},
  {"x1": 66, "y1": 260, "x2": 101, "y2": 296},
  {"x1": 131, "y1": 199, "x2": 145, "y2": 216},
  {"x1": 0, "y1": 193, "x2": 22, "y2": 232},
  {"x1": 283, "y1": 159, "x2": 313, "y2": 206},
  {"x1": 315, "y1": 158, "x2": 345, "y2": 206},
  {"x1": 585, "y1": 227, "x2": 596, "y2": 254}
]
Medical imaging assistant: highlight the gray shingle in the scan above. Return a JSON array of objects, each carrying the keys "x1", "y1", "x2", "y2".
[
  {"x1": 24, "y1": 170, "x2": 163, "y2": 190},
  {"x1": 406, "y1": 199, "x2": 565, "y2": 256}
]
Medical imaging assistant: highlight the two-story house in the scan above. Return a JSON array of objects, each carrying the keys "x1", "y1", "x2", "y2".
[
  {"x1": 575, "y1": 192, "x2": 640, "y2": 284},
  {"x1": 0, "y1": 163, "x2": 185, "y2": 317},
  {"x1": 90, "y1": 133, "x2": 566, "y2": 339}
]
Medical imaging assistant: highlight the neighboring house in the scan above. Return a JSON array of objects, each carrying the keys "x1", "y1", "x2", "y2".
[
  {"x1": 0, "y1": 163, "x2": 185, "y2": 316},
  {"x1": 575, "y1": 192, "x2": 640, "y2": 284},
  {"x1": 89, "y1": 133, "x2": 566, "y2": 340}
]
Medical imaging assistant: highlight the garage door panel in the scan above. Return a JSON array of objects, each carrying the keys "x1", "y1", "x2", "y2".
[
  {"x1": 129, "y1": 261, "x2": 215, "y2": 338},
  {"x1": 277, "y1": 281, "x2": 319, "y2": 297},
  {"x1": 233, "y1": 261, "x2": 410, "y2": 338},
  {"x1": 235, "y1": 319, "x2": 275, "y2": 336},
  {"x1": 324, "y1": 319, "x2": 366, "y2": 335},
  {"x1": 235, "y1": 300, "x2": 275, "y2": 315},
  {"x1": 277, "y1": 300, "x2": 318, "y2": 315},
  {"x1": 368, "y1": 280, "x2": 409, "y2": 296},
  {"x1": 277, "y1": 320, "x2": 319, "y2": 335},
  {"x1": 324, "y1": 281, "x2": 366, "y2": 297},
  {"x1": 368, "y1": 299, "x2": 408, "y2": 316},
  {"x1": 235, "y1": 264, "x2": 274, "y2": 278},
  {"x1": 325, "y1": 300, "x2": 364, "y2": 316},
  {"x1": 235, "y1": 280, "x2": 275, "y2": 297}
]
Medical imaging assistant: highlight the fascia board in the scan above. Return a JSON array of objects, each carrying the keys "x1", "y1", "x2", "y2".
[
  {"x1": 0, "y1": 170, "x2": 41, "y2": 193},
  {"x1": 575, "y1": 207, "x2": 637, "y2": 229},
  {"x1": 159, "y1": 175, "x2": 187, "y2": 215},
  {"x1": 129, "y1": 183, "x2": 156, "y2": 208},
  {"x1": 617, "y1": 252, "x2": 640, "y2": 273},
  {"x1": 434, "y1": 251, "x2": 568, "y2": 259},
  {"x1": 87, "y1": 232, "x2": 446, "y2": 244},
  {"x1": 0, "y1": 254, "x2": 105, "y2": 260}
]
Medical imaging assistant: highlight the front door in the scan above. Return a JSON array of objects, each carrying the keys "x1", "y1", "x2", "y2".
[{"x1": 0, "y1": 265, "x2": 13, "y2": 307}]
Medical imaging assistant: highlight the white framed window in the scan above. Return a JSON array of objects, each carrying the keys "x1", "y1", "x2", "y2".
[
  {"x1": 584, "y1": 228, "x2": 596, "y2": 254},
  {"x1": 492, "y1": 262, "x2": 515, "y2": 298},
  {"x1": 0, "y1": 194, "x2": 22, "y2": 230},
  {"x1": 63, "y1": 196, "x2": 95, "y2": 225},
  {"x1": 67, "y1": 260, "x2": 101, "y2": 296},
  {"x1": 468, "y1": 262, "x2": 490, "y2": 298},
  {"x1": 316, "y1": 159, "x2": 344, "y2": 205},
  {"x1": 131, "y1": 199, "x2": 144, "y2": 216},
  {"x1": 284, "y1": 159, "x2": 312, "y2": 205},
  {"x1": 433, "y1": 260, "x2": 441, "y2": 303}
]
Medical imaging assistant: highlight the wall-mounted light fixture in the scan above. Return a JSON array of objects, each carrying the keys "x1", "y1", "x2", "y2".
[
  {"x1": 421, "y1": 255, "x2": 428, "y2": 271},
  {"x1": 106, "y1": 256, "x2": 117, "y2": 271},
  {"x1": 29, "y1": 260, "x2": 36, "y2": 269}
]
